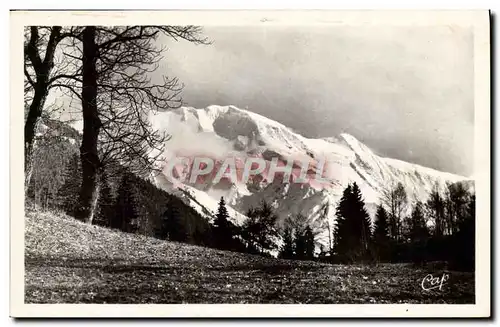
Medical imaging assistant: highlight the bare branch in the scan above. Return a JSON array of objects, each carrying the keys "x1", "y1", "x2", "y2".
[{"x1": 50, "y1": 83, "x2": 83, "y2": 100}]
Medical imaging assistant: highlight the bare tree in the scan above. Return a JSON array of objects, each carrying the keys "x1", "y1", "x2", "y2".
[
  {"x1": 444, "y1": 181, "x2": 471, "y2": 234},
  {"x1": 24, "y1": 26, "x2": 82, "y2": 190},
  {"x1": 75, "y1": 26, "x2": 210, "y2": 223},
  {"x1": 426, "y1": 183, "x2": 446, "y2": 237},
  {"x1": 380, "y1": 182, "x2": 408, "y2": 241},
  {"x1": 24, "y1": 25, "x2": 210, "y2": 223}
]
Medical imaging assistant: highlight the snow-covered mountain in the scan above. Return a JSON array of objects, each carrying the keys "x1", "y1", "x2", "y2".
[{"x1": 149, "y1": 105, "x2": 471, "y2": 245}]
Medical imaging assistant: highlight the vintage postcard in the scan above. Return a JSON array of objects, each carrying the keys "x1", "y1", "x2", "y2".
[{"x1": 10, "y1": 10, "x2": 490, "y2": 318}]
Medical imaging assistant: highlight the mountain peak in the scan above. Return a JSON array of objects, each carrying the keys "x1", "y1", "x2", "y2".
[{"x1": 148, "y1": 104, "x2": 470, "y2": 249}]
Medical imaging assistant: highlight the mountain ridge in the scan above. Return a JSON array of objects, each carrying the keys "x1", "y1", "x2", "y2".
[
  {"x1": 45, "y1": 104, "x2": 472, "y2": 248},
  {"x1": 148, "y1": 105, "x2": 471, "y2": 248}
]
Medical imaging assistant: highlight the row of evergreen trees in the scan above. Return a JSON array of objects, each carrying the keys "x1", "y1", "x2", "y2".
[
  {"x1": 52, "y1": 153, "x2": 214, "y2": 245},
  {"x1": 279, "y1": 215, "x2": 316, "y2": 260},
  {"x1": 27, "y1": 137, "x2": 281, "y2": 254},
  {"x1": 211, "y1": 197, "x2": 280, "y2": 256},
  {"x1": 48, "y1": 150, "x2": 281, "y2": 255},
  {"x1": 327, "y1": 181, "x2": 475, "y2": 271},
  {"x1": 211, "y1": 180, "x2": 474, "y2": 272},
  {"x1": 212, "y1": 198, "x2": 316, "y2": 260}
]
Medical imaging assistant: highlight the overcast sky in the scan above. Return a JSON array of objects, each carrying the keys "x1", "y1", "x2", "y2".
[{"x1": 156, "y1": 25, "x2": 474, "y2": 176}]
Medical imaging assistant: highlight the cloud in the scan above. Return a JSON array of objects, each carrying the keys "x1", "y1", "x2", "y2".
[{"x1": 157, "y1": 25, "x2": 474, "y2": 176}]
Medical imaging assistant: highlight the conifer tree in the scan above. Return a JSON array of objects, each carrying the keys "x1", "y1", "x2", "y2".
[
  {"x1": 112, "y1": 172, "x2": 138, "y2": 233},
  {"x1": 93, "y1": 171, "x2": 113, "y2": 228},
  {"x1": 161, "y1": 201, "x2": 188, "y2": 242},
  {"x1": 409, "y1": 201, "x2": 428, "y2": 242},
  {"x1": 294, "y1": 228, "x2": 306, "y2": 259},
  {"x1": 279, "y1": 217, "x2": 295, "y2": 259},
  {"x1": 57, "y1": 152, "x2": 81, "y2": 215},
  {"x1": 334, "y1": 182, "x2": 372, "y2": 263},
  {"x1": 408, "y1": 201, "x2": 429, "y2": 264},
  {"x1": 241, "y1": 201, "x2": 279, "y2": 255},
  {"x1": 304, "y1": 225, "x2": 315, "y2": 259},
  {"x1": 372, "y1": 204, "x2": 391, "y2": 262},
  {"x1": 333, "y1": 184, "x2": 352, "y2": 261},
  {"x1": 351, "y1": 182, "x2": 372, "y2": 252},
  {"x1": 290, "y1": 213, "x2": 308, "y2": 259},
  {"x1": 213, "y1": 197, "x2": 234, "y2": 250}
]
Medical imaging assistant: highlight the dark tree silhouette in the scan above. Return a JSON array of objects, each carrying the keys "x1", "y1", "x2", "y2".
[
  {"x1": 161, "y1": 202, "x2": 188, "y2": 242},
  {"x1": 372, "y1": 204, "x2": 391, "y2": 262},
  {"x1": 75, "y1": 26, "x2": 210, "y2": 223},
  {"x1": 93, "y1": 171, "x2": 114, "y2": 228},
  {"x1": 444, "y1": 181, "x2": 471, "y2": 234},
  {"x1": 112, "y1": 172, "x2": 138, "y2": 233},
  {"x1": 351, "y1": 183, "x2": 372, "y2": 255},
  {"x1": 409, "y1": 201, "x2": 429, "y2": 242},
  {"x1": 426, "y1": 184, "x2": 446, "y2": 237},
  {"x1": 213, "y1": 197, "x2": 235, "y2": 250},
  {"x1": 76, "y1": 26, "x2": 101, "y2": 223},
  {"x1": 279, "y1": 217, "x2": 295, "y2": 259},
  {"x1": 334, "y1": 183, "x2": 372, "y2": 263},
  {"x1": 294, "y1": 227, "x2": 306, "y2": 259},
  {"x1": 450, "y1": 194, "x2": 475, "y2": 271},
  {"x1": 242, "y1": 201, "x2": 279, "y2": 255},
  {"x1": 304, "y1": 225, "x2": 315, "y2": 259},
  {"x1": 408, "y1": 201, "x2": 429, "y2": 264}
]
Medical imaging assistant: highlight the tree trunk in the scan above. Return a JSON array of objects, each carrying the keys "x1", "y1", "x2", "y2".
[
  {"x1": 24, "y1": 85, "x2": 48, "y2": 191},
  {"x1": 88, "y1": 173, "x2": 102, "y2": 225},
  {"x1": 24, "y1": 26, "x2": 61, "y2": 191},
  {"x1": 76, "y1": 26, "x2": 101, "y2": 224}
]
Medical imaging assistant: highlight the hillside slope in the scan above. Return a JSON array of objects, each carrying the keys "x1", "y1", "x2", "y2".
[{"x1": 25, "y1": 209, "x2": 474, "y2": 304}]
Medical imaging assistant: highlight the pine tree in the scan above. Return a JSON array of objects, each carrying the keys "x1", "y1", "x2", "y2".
[
  {"x1": 294, "y1": 228, "x2": 306, "y2": 259},
  {"x1": 161, "y1": 201, "x2": 188, "y2": 242},
  {"x1": 409, "y1": 201, "x2": 428, "y2": 242},
  {"x1": 56, "y1": 153, "x2": 82, "y2": 215},
  {"x1": 112, "y1": 172, "x2": 138, "y2": 233},
  {"x1": 93, "y1": 171, "x2": 113, "y2": 228},
  {"x1": 372, "y1": 204, "x2": 391, "y2": 262},
  {"x1": 213, "y1": 197, "x2": 234, "y2": 250},
  {"x1": 241, "y1": 201, "x2": 279, "y2": 255},
  {"x1": 279, "y1": 217, "x2": 295, "y2": 259},
  {"x1": 334, "y1": 183, "x2": 372, "y2": 263},
  {"x1": 304, "y1": 225, "x2": 315, "y2": 259},
  {"x1": 351, "y1": 183, "x2": 372, "y2": 252},
  {"x1": 408, "y1": 201, "x2": 429, "y2": 264},
  {"x1": 333, "y1": 184, "x2": 352, "y2": 261}
]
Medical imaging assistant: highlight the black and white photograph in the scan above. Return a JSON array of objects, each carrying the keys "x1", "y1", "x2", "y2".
[{"x1": 10, "y1": 10, "x2": 491, "y2": 318}]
